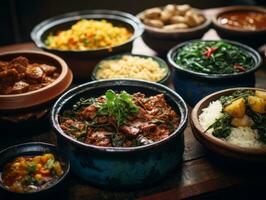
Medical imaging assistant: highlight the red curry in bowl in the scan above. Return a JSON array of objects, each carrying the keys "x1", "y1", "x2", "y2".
[{"x1": 218, "y1": 10, "x2": 266, "y2": 31}]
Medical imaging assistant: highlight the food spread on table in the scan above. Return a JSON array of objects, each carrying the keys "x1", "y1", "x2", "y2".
[{"x1": 59, "y1": 90, "x2": 180, "y2": 147}]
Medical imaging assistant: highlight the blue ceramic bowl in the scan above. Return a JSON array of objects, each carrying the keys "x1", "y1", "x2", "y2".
[
  {"x1": 0, "y1": 142, "x2": 70, "y2": 197},
  {"x1": 167, "y1": 39, "x2": 262, "y2": 106},
  {"x1": 51, "y1": 79, "x2": 188, "y2": 188}
]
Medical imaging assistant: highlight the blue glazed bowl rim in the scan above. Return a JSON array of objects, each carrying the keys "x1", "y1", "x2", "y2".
[
  {"x1": 0, "y1": 142, "x2": 70, "y2": 195},
  {"x1": 90, "y1": 53, "x2": 171, "y2": 84},
  {"x1": 51, "y1": 79, "x2": 188, "y2": 153},
  {"x1": 167, "y1": 39, "x2": 262, "y2": 80},
  {"x1": 31, "y1": 9, "x2": 144, "y2": 54}
]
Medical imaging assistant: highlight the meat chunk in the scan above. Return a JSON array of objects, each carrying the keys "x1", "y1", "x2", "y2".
[
  {"x1": 9, "y1": 56, "x2": 28, "y2": 67},
  {"x1": 120, "y1": 125, "x2": 140, "y2": 137},
  {"x1": 39, "y1": 64, "x2": 57, "y2": 75},
  {"x1": 0, "y1": 69, "x2": 19, "y2": 84},
  {"x1": 8, "y1": 56, "x2": 28, "y2": 73},
  {"x1": 0, "y1": 61, "x2": 7, "y2": 72},
  {"x1": 10, "y1": 81, "x2": 29, "y2": 94},
  {"x1": 26, "y1": 66, "x2": 44, "y2": 82},
  {"x1": 85, "y1": 129, "x2": 111, "y2": 146},
  {"x1": 80, "y1": 104, "x2": 97, "y2": 120}
]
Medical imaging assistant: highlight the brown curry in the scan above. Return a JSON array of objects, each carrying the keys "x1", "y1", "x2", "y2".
[{"x1": 0, "y1": 56, "x2": 59, "y2": 95}]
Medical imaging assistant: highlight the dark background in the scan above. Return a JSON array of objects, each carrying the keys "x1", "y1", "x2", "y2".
[{"x1": 1, "y1": 0, "x2": 265, "y2": 46}]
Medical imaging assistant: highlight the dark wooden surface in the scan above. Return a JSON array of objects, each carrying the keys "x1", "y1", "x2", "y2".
[{"x1": 1, "y1": 8, "x2": 266, "y2": 200}]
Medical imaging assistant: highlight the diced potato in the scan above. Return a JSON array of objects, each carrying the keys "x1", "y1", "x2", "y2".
[
  {"x1": 224, "y1": 98, "x2": 246, "y2": 118},
  {"x1": 255, "y1": 90, "x2": 266, "y2": 101},
  {"x1": 248, "y1": 96, "x2": 266, "y2": 114},
  {"x1": 231, "y1": 115, "x2": 254, "y2": 127},
  {"x1": 32, "y1": 155, "x2": 41, "y2": 163},
  {"x1": 53, "y1": 161, "x2": 63, "y2": 176},
  {"x1": 40, "y1": 153, "x2": 54, "y2": 164},
  {"x1": 35, "y1": 173, "x2": 43, "y2": 181}
]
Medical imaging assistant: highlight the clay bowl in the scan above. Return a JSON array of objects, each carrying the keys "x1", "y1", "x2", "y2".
[
  {"x1": 31, "y1": 10, "x2": 144, "y2": 80},
  {"x1": 91, "y1": 53, "x2": 171, "y2": 85},
  {"x1": 191, "y1": 87, "x2": 266, "y2": 162},
  {"x1": 212, "y1": 6, "x2": 266, "y2": 47},
  {"x1": 0, "y1": 51, "x2": 73, "y2": 123},
  {"x1": 137, "y1": 7, "x2": 211, "y2": 55}
]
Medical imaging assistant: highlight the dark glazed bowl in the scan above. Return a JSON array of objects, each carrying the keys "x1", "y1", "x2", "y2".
[
  {"x1": 191, "y1": 87, "x2": 266, "y2": 162},
  {"x1": 137, "y1": 8, "x2": 211, "y2": 55},
  {"x1": 0, "y1": 142, "x2": 70, "y2": 197},
  {"x1": 31, "y1": 10, "x2": 144, "y2": 79},
  {"x1": 167, "y1": 39, "x2": 262, "y2": 106},
  {"x1": 51, "y1": 79, "x2": 188, "y2": 188},
  {"x1": 212, "y1": 6, "x2": 266, "y2": 47},
  {"x1": 91, "y1": 53, "x2": 171, "y2": 85}
]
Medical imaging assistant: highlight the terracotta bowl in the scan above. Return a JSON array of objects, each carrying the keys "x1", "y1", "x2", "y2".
[
  {"x1": 137, "y1": 8, "x2": 211, "y2": 55},
  {"x1": 0, "y1": 51, "x2": 73, "y2": 123},
  {"x1": 212, "y1": 6, "x2": 266, "y2": 47},
  {"x1": 191, "y1": 87, "x2": 266, "y2": 162}
]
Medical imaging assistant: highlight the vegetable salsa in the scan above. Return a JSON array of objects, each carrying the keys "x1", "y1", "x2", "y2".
[
  {"x1": 174, "y1": 41, "x2": 254, "y2": 74},
  {"x1": 1, "y1": 153, "x2": 64, "y2": 193}
]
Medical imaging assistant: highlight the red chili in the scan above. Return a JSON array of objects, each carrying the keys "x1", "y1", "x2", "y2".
[
  {"x1": 203, "y1": 47, "x2": 218, "y2": 58},
  {"x1": 234, "y1": 64, "x2": 246, "y2": 72}
]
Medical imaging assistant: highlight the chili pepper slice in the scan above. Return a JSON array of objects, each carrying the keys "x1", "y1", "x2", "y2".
[
  {"x1": 234, "y1": 64, "x2": 246, "y2": 72},
  {"x1": 203, "y1": 47, "x2": 218, "y2": 58}
]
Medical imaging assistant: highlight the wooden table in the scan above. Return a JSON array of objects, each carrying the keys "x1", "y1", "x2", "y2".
[{"x1": 1, "y1": 10, "x2": 266, "y2": 199}]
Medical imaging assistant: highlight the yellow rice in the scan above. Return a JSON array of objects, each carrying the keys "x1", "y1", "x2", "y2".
[{"x1": 45, "y1": 19, "x2": 132, "y2": 51}]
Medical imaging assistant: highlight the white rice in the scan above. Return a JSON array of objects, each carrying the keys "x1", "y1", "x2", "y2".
[{"x1": 199, "y1": 100, "x2": 265, "y2": 148}]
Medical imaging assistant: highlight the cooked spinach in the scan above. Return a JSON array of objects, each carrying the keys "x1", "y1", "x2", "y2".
[
  {"x1": 175, "y1": 41, "x2": 254, "y2": 74},
  {"x1": 246, "y1": 108, "x2": 266, "y2": 143},
  {"x1": 219, "y1": 90, "x2": 254, "y2": 106},
  {"x1": 206, "y1": 114, "x2": 232, "y2": 138}
]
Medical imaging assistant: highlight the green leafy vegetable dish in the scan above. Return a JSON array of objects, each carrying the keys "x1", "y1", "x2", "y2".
[
  {"x1": 174, "y1": 41, "x2": 255, "y2": 74},
  {"x1": 59, "y1": 90, "x2": 180, "y2": 147},
  {"x1": 199, "y1": 89, "x2": 266, "y2": 148}
]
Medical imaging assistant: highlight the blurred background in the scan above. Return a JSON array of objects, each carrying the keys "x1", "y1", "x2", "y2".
[{"x1": 1, "y1": 0, "x2": 265, "y2": 46}]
